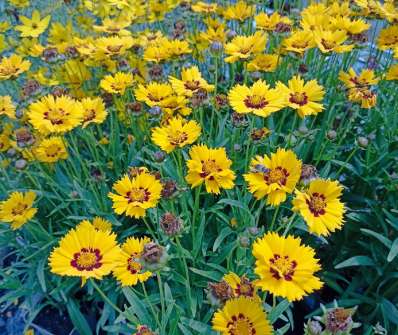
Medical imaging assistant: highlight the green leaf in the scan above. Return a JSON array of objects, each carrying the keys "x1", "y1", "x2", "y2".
[
  {"x1": 387, "y1": 238, "x2": 398, "y2": 262},
  {"x1": 360, "y1": 228, "x2": 392, "y2": 249},
  {"x1": 381, "y1": 298, "x2": 398, "y2": 325},
  {"x1": 213, "y1": 227, "x2": 232, "y2": 252},
  {"x1": 122, "y1": 287, "x2": 151, "y2": 325},
  {"x1": 66, "y1": 299, "x2": 92, "y2": 335},
  {"x1": 36, "y1": 258, "x2": 46, "y2": 292},
  {"x1": 335, "y1": 256, "x2": 375, "y2": 269},
  {"x1": 189, "y1": 268, "x2": 222, "y2": 281},
  {"x1": 269, "y1": 299, "x2": 291, "y2": 323}
]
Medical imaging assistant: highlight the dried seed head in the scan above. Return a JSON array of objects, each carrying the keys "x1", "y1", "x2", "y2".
[
  {"x1": 299, "y1": 63, "x2": 308, "y2": 74},
  {"x1": 305, "y1": 320, "x2": 323, "y2": 335},
  {"x1": 15, "y1": 127, "x2": 35, "y2": 148},
  {"x1": 325, "y1": 308, "x2": 354, "y2": 333},
  {"x1": 21, "y1": 80, "x2": 41, "y2": 99},
  {"x1": 191, "y1": 88, "x2": 208, "y2": 108},
  {"x1": 126, "y1": 102, "x2": 143, "y2": 116},
  {"x1": 149, "y1": 64, "x2": 163, "y2": 79},
  {"x1": 207, "y1": 281, "x2": 233, "y2": 306},
  {"x1": 161, "y1": 179, "x2": 178, "y2": 199},
  {"x1": 42, "y1": 47, "x2": 59, "y2": 63},
  {"x1": 300, "y1": 164, "x2": 318, "y2": 185},
  {"x1": 135, "y1": 325, "x2": 156, "y2": 335},
  {"x1": 215, "y1": 94, "x2": 228, "y2": 109},
  {"x1": 65, "y1": 46, "x2": 79, "y2": 58},
  {"x1": 153, "y1": 150, "x2": 166, "y2": 163},
  {"x1": 141, "y1": 242, "x2": 168, "y2": 271},
  {"x1": 160, "y1": 212, "x2": 183, "y2": 237},
  {"x1": 238, "y1": 236, "x2": 250, "y2": 248},
  {"x1": 231, "y1": 112, "x2": 248, "y2": 128},
  {"x1": 52, "y1": 87, "x2": 69, "y2": 97},
  {"x1": 251, "y1": 127, "x2": 270, "y2": 141},
  {"x1": 275, "y1": 22, "x2": 291, "y2": 33}
]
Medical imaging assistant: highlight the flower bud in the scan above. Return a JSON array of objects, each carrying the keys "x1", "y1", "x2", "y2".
[
  {"x1": 153, "y1": 150, "x2": 166, "y2": 163},
  {"x1": 238, "y1": 236, "x2": 250, "y2": 248},
  {"x1": 327, "y1": 130, "x2": 337, "y2": 140},
  {"x1": 210, "y1": 41, "x2": 223, "y2": 54},
  {"x1": 15, "y1": 159, "x2": 27, "y2": 170},
  {"x1": 357, "y1": 136, "x2": 369, "y2": 148},
  {"x1": 248, "y1": 227, "x2": 259, "y2": 236},
  {"x1": 300, "y1": 164, "x2": 318, "y2": 185}
]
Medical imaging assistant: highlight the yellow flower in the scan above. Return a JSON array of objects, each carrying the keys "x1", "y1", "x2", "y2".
[
  {"x1": 313, "y1": 29, "x2": 354, "y2": 54},
  {"x1": 255, "y1": 12, "x2": 292, "y2": 31},
  {"x1": 276, "y1": 75, "x2": 325, "y2": 118},
  {"x1": 81, "y1": 97, "x2": 108, "y2": 128},
  {"x1": 8, "y1": 0, "x2": 29, "y2": 8},
  {"x1": 151, "y1": 117, "x2": 201, "y2": 153},
  {"x1": 339, "y1": 67, "x2": 379, "y2": 88},
  {"x1": 28, "y1": 95, "x2": 83, "y2": 135},
  {"x1": 191, "y1": 1, "x2": 218, "y2": 14},
  {"x1": 108, "y1": 173, "x2": 163, "y2": 218},
  {"x1": 93, "y1": 17, "x2": 132, "y2": 36},
  {"x1": 169, "y1": 66, "x2": 214, "y2": 97},
  {"x1": 15, "y1": 37, "x2": 44, "y2": 58},
  {"x1": 60, "y1": 59, "x2": 91, "y2": 88},
  {"x1": 386, "y1": 64, "x2": 398, "y2": 80},
  {"x1": 163, "y1": 39, "x2": 192, "y2": 58},
  {"x1": 113, "y1": 236, "x2": 152, "y2": 286},
  {"x1": 282, "y1": 30, "x2": 316, "y2": 55},
  {"x1": 228, "y1": 79, "x2": 285, "y2": 117},
  {"x1": 0, "y1": 54, "x2": 31, "y2": 80},
  {"x1": 247, "y1": 54, "x2": 279, "y2": 72},
  {"x1": 328, "y1": 16, "x2": 369, "y2": 36},
  {"x1": 223, "y1": 272, "x2": 259, "y2": 299},
  {"x1": 0, "y1": 96, "x2": 16, "y2": 119},
  {"x1": 34, "y1": 137, "x2": 68, "y2": 163},
  {"x1": 143, "y1": 45, "x2": 171, "y2": 63},
  {"x1": 185, "y1": 144, "x2": 235, "y2": 194},
  {"x1": 135, "y1": 82, "x2": 173, "y2": 107},
  {"x1": 224, "y1": 32, "x2": 267, "y2": 63},
  {"x1": 95, "y1": 35, "x2": 135, "y2": 59},
  {"x1": 212, "y1": 296, "x2": 273, "y2": 335},
  {"x1": 48, "y1": 21, "x2": 74, "y2": 53},
  {"x1": 91, "y1": 217, "x2": 113, "y2": 232},
  {"x1": 293, "y1": 179, "x2": 345, "y2": 236},
  {"x1": 49, "y1": 220, "x2": 121, "y2": 280},
  {"x1": 253, "y1": 232, "x2": 323, "y2": 301},
  {"x1": 0, "y1": 124, "x2": 14, "y2": 153},
  {"x1": 224, "y1": 1, "x2": 256, "y2": 22},
  {"x1": 377, "y1": 25, "x2": 398, "y2": 50},
  {"x1": 244, "y1": 149, "x2": 302, "y2": 206},
  {"x1": 0, "y1": 191, "x2": 37, "y2": 230},
  {"x1": 100, "y1": 72, "x2": 134, "y2": 95},
  {"x1": 200, "y1": 25, "x2": 228, "y2": 45},
  {"x1": 15, "y1": 10, "x2": 51, "y2": 38},
  {"x1": 347, "y1": 87, "x2": 377, "y2": 109}
]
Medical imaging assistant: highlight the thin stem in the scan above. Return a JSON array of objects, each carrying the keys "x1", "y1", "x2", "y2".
[
  {"x1": 141, "y1": 282, "x2": 161, "y2": 329},
  {"x1": 156, "y1": 272, "x2": 166, "y2": 333}
]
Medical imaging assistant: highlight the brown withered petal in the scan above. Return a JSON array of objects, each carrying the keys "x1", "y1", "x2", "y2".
[
  {"x1": 160, "y1": 212, "x2": 183, "y2": 236},
  {"x1": 207, "y1": 281, "x2": 233, "y2": 304}
]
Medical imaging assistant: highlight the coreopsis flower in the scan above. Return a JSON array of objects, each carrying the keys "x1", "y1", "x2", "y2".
[
  {"x1": 49, "y1": 220, "x2": 121, "y2": 280},
  {"x1": 0, "y1": 191, "x2": 37, "y2": 230},
  {"x1": 113, "y1": 236, "x2": 152, "y2": 286},
  {"x1": 164, "y1": 39, "x2": 192, "y2": 58},
  {"x1": 100, "y1": 72, "x2": 134, "y2": 95},
  {"x1": 292, "y1": 179, "x2": 345, "y2": 236},
  {"x1": 191, "y1": 1, "x2": 218, "y2": 14},
  {"x1": 328, "y1": 16, "x2": 369, "y2": 36},
  {"x1": 0, "y1": 54, "x2": 31, "y2": 80},
  {"x1": 244, "y1": 149, "x2": 302, "y2": 206},
  {"x1": 108, "y1": 173, "x2": 163, "y2": 218},
  {"x1": 223, "y1": 1, "x2": 256, "y2": 22},
  {"x1": 212, "y1": 297, "x2": 273, "y2": 335},
  {"x1": 91, "y1": 217, "x2": 112, "y2": 232},
  {"x1": 377, "y1": 25, "x2": 398, "y2": 50},
  {"x1": 81, "y1": 97, "x2": 108, "y2": 128},
  {"x1": 252, "y1": 232, "x2": 323, "y2": 301},
  {"x1": 185, "y1": 144, "x2": 235, "y2": 194},
  {"x1": 276, "y1": 76, "x2": 325, "y2": 118},
  {"x1": 228, "y1": 80, "x2": 285, "y2": 117},
  {"x1": 313, "y1": 30, "x2": 354, "y2": 53},
  {"x1": 348, "y1": 87, "x2": 377, "y2": 108},
  {"x1": 223, "y1": 272, "x2": 258, "y2": 299},
  {"x1": 0, "y1": 96, "x2": 16, "y2": 119},
  {"x1": 135, "y1": 82, "x2": 173, "y2": 107},
  {"x1": 377, "y1": 1, "x2": 398, "y2": 23},
  {"x1": 28, "y1": 95, "x2": 83, "y2": 135},
  {"x1": 34, "y1": 137, "x2": 68, "y2": 163},
  {"x1": 224, "y1": 32, "x2": 267, "y2": 63},
  {"x1": 386, "y1": 64, "x2": 398, "y2": 80},
  {"x1": 15, "y1": 10, "x2": 51, "y2": 38},
  {"x1": 151, "y1": 117, "x2": 201, "y2": 153},
  {"x1": 143, "y1": 45, "x2": 171, "y2": 63},
  {"x1": 0, "y1": 124, "x2": 14, "y2": 153},
  {"x1": 339, "y1": 67, "x2": 379, "y2": 89},
  {"x1": 247, "y1": 54, "x2": 279, "y2": 72},
  {"x1": 48, "y1": 21, "x2": 74, "y2": 53},
  {"x1": 169, "y1": 66, "x2": 214, "y2": 97},
  {"x1": 282, "y1": 30, "x2": 316, "y2": 55},
  {"x1": 93, "y1": 17, "x2": 132, "y2": 36},
  {"x1": 255, "y1": 12, "x2": 292, "y2": 31},
  {"x1": 200, "y1": 25, "x2": 228, "y2": 45},
  {"x1": 95, "y1": 36, "x2": 135, "y2": 59}
]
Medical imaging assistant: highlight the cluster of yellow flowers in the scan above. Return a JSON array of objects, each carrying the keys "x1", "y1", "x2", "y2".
[{"x1": 0, "y1": 0, "x2": 397, "y2": 334}]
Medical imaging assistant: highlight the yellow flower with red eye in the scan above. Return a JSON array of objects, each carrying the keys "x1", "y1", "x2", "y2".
[
  {"x1": 252, "y1": 232, "x2": 323, "y2": 301},
  {"x1": 293, "y1": 179, "x2": 346, "y2": 236},
  {"x1": 108, "y1": 173, "x2": 163, "y2": 219},
  {"x1": 255, "y1": 12, "x2": 292, "y2": 31},
  {"x1": 100, "y1": 72, "x2": 134, "y2": 95},
  {"x1": 81, "y1": 97, "x2": 108, "y2": 128},
  {"x1": 34, "y1": 136, "x2": 68, "y2": 163},
  {"x1": 228, "y1": 80, "x2": 285, "y2": 117},
  {"x1": 94, "y1": 35, "x2": 135, "y2": 59},
  {"x1": 0, "y1": 191, "x2": 37, "y2": 230},
  {"x1": 0, "y1": 96, "x2": 16, "y2": 119},
  {"x1": 169, "y1": 66, "x2": 214, "y2": 97},
  {"x1": 282, "y1": 30, "x2": 316, "y2": 55},
  {"x1": 223, "y1": 1, "x2": 256, "y2": 22},
  {"x1": 244, "y1": 148, "x2": 302, "y2": 206},
  {"x1": 135, "y1": 82, "x2": 173, "y2": 107},
  {"x1": 49, "y1": 220, "x2": 121, "y2": 280},
  {"x1": 377, "y1": 25, "x2": 398, "y2": 51},
  {"x1": 151, "y1": 117, "x2": 201, "y2": 153},
  {"x1": 0, "y1": 54, "x2": 31, "y2": 80},
  {"x1": 247, "y1": 54, "x2": 279, "y2": 72},
  {"x1": 313, "y1": 29, "x2": 354, "y2": 54},
  {"x1": 276, "y1": 75, "x2": 325, "y2": 118},
  {"x1": 224, "y1": 32, "x2": 267, "y2": 63},
  {"x1": 223, "y1": 272, "x2": 259, "y2": 299},
  {"x1": 15, "y1": 10, "x2": 51, "y2": 38},
  {"x1": 113, "y1": 236, "x2": 152, "y2": 286},
  {"x1": 185, "y1": 145, "x2": 235, "y2": 194},
  {"x1": 212, "y1": 296, "x2": 273, "y2": 335},
  {"x1": 339, "y1": 68, "x2": 379, "y2": 89}
]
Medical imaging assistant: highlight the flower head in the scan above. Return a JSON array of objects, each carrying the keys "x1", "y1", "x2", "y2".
[
  {"x1": 224, "y1": 1, "x2": 256, "y2": 22},
  {"x1": 228, "y1": 79, "x2": 285, "y2": 117},
  {"x1": 276, "y1": 75, "x2": 325, "y2": 118},
  {"x1": 15, "y1": 10, "x2": 51, "y2": 38},
  {"x1": 151, "y1": 117, "x2": 201, "y2": 153},
  {"x1": 113, "y1": 236, "x2": 152, "y2": 286},
  {"x1": 244, "y1": 149, "x2": 302, "y2": 206},
  {"x1": 49, "y1": 220, "x2": 121, "y2": 280},
  {"x1": 212, "y1": 296, "x2": 273, "y2": 335},
  {"x1": 100, "y1": 72, "x2": 134, "y2": 95},
  {"x1": 81, "y1": 97, "x2": 108, "y2": 128},
  {"x1": 0, "y1": 54, "x2": 31, "y2": 80},
  {"x1": 224, "y1": 32, "x2": 267, "y2": 63},
  {"x1": 253, "y1": 232, "x2": 323, "y2": 301},
  {"x1": 108, "y1": 173, "x2": 163, "y2": 218},
  {"x1": 169, "y1": 66, "x2": 214, "y2": 97},
  {"x1": 34, "y1": 136, "x2": 68, "y2": 163},
  {"x1": 0, "y1": 191, "x2": 37, "y2": 230},
  {"x1": 313, "y1": 30, "x2": 354, "y2": 54},
  {"x1": 0, "y1": 96, "x2": 16, "y2": 119},
  {"x1": 186, "y1": 145, "x2": 235, "y2": 194}
]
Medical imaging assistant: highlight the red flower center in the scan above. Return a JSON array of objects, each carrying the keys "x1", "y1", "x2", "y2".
[
  {"x1": 71, "y1": 248, "x2": 102, "y2": 271},
  {"x1": 306, "y1": 192, "x2": 327, "y2": 217},
  {"x1": 269, "y1": 254, "x2": 297, "y2": 281}
]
